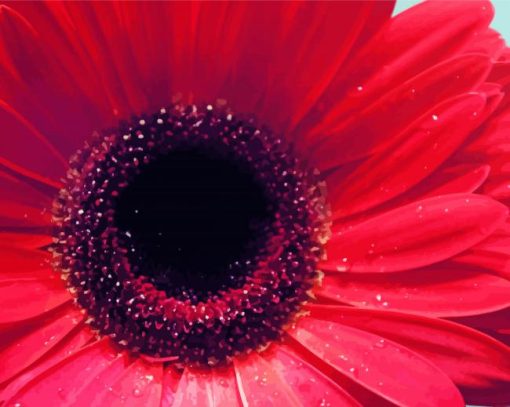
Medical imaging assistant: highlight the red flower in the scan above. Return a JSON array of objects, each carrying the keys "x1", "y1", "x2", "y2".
[{"x1": 1, "y1": 1, "x2": 510, "y2": 406}]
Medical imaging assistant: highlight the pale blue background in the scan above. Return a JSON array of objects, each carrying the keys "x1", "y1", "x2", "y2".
[{"x1": 395, "y1": 0, "x2": 510, "y2": 42}]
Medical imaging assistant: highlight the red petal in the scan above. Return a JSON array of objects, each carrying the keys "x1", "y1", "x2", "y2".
[
  {"x1": 307, "y1": 305, "x2": 510, "y2": 405},
  {"x1": 299, "y1": 0, "x2": 493, "y2": 146},
  {"x1": 0, "y1": 200, "x2": 51, "y2": 228},
  {"x1": 7, "y1": 1, "x2": 392, "y2": 144},
  {"x1": 309, "y1": 63, "x2": 488, "y2": 169},
  {"x1": 389, "y1": 164, "x2": 490, "y2": 206},
  {"x1": 0, "y1": 306, "x2": 83, "y2": 384},
  {"x1": 322, "y1": 194, "x2": 508, "y2": 273},
  {"x1": 0, "y1": 169, "x2": 52, "y2": 207},
  {"x1": 0, "y1": 170, "x2": 52, "y2": 229},
  {"x1": 267, "y1": 345, "x2": 361, "y2": 406},
  {"x1": 452, "y1": 307, "x2": 510, "y2": 334},
  {"x1": 463, "y1": 28, "x2": 506, "y2": 58},
  {"x1": 172, "y1": 367, "x2": 241, "y2": 407},
  {"x1": 288, "y1": 317, "x2": 464, "y2": 406},
  {"x1": 0, "y1": 278, "x2": 71, "y2": 323},
  {"x1": 0, "y1": 247, "x2": 51, "y2": 280},
  {"x1": 165, "y1": 1, "x2": 393, "y2": 134},
  {"x1": 452, "y1": 249, "x2": 510, "y2": 280},
  {"x1": 250, "y1": 1, "x2": 394, "y2": 134},
  {"x1": 317, "y1": 263, "x2": 510, "y2": 317},
  {"x1": 327, "y1": 94, "x2": 486, "y2": 216},
  {"x1": 489, "y1": 61, "x2": 510, "y2": 87},
  {"x1": 0, "y1": 233, "x2": 52, "y2": 249},
  {"x1": 0, "y1": 4, "x2": 118, "y2": 156},
  {"x1": 0, "y1": 99, "x2": 66, "y2": 181},
  {"x1": 234, "y1": 353, "x2": 302, "y2": 407},
  {"x1": 4, "y1": 339, "x2": 119, "y2": 406}
]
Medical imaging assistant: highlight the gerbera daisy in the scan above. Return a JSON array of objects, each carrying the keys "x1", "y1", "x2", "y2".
[{"x1": 1, "y1": 0, "x2": 510, "y2": 406}]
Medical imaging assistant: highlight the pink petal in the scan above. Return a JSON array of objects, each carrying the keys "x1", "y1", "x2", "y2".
[
  {"x1": 208, "y1": 367, "x2": 242, "y2": 406},
  {"x1": 306, "y1": 305, "x2": 510, "y2": 405},
  {"x1": 317, "y1": 263, "x2": 510, "y2": 317},
  {"x1": 90, "y1": 358, "x2": 163, "y2": 407},
  {"x1": 0, "y1": 325, "x2": 94, "y2": 403},
  {"x1": 234, "y1": 353, "x2": 302, "y2": 407},
  {"x1": 172, "y1": 367, "x2": 241, "y2": 407},
  {"x1": 0, "y1": 305, "x2": 83, "y2": 384},
  {"x1": 4, "y1": 339, "x2": 119, "y2": 406},
  {"x1": 267, "y1": 345, "x2": 361, "y2": 406},
  {"x1": 288, "y1": 317, "x2": 464, "y2": 406},
  {"x1": 160, "y1": 367, "x2": 181, "y2": 407},
  {"x1": 68, "y1": 355, "x2": 134, "y2": 406},
  {"x1": 322, "y1": 194, "x2": 508, "y2": 273},
  {"x1": 171, "y1": 369, "x2": 212, "y2": 407}
]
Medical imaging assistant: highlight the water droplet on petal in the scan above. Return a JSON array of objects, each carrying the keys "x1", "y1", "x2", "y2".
[
  {"x1": 374, "y1": 339, "x2": 386, "y2": 348},
  {"x1": 349, "y1": 367, "x2": 359, "y2": 378}
]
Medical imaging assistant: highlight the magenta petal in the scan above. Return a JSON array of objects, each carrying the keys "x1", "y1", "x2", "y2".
[
  {"x1": 289, "y1": 317, "x2": 464, "y2": 406},
  {"x1": 307, "y1": 305, "x2": 510, "y2": 405}
]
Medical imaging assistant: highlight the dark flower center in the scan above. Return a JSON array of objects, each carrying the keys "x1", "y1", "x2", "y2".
[
  {"x1": 53, "y1": 104, "x2": 328, "y2": 366},
  {"x1": 115, "y1": 149, "x2": 271, "y2": 299}
]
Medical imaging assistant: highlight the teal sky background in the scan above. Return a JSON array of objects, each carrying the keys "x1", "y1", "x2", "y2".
[{"x1": 395, "y1": 0, "x2": 510, "y2": 42}]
